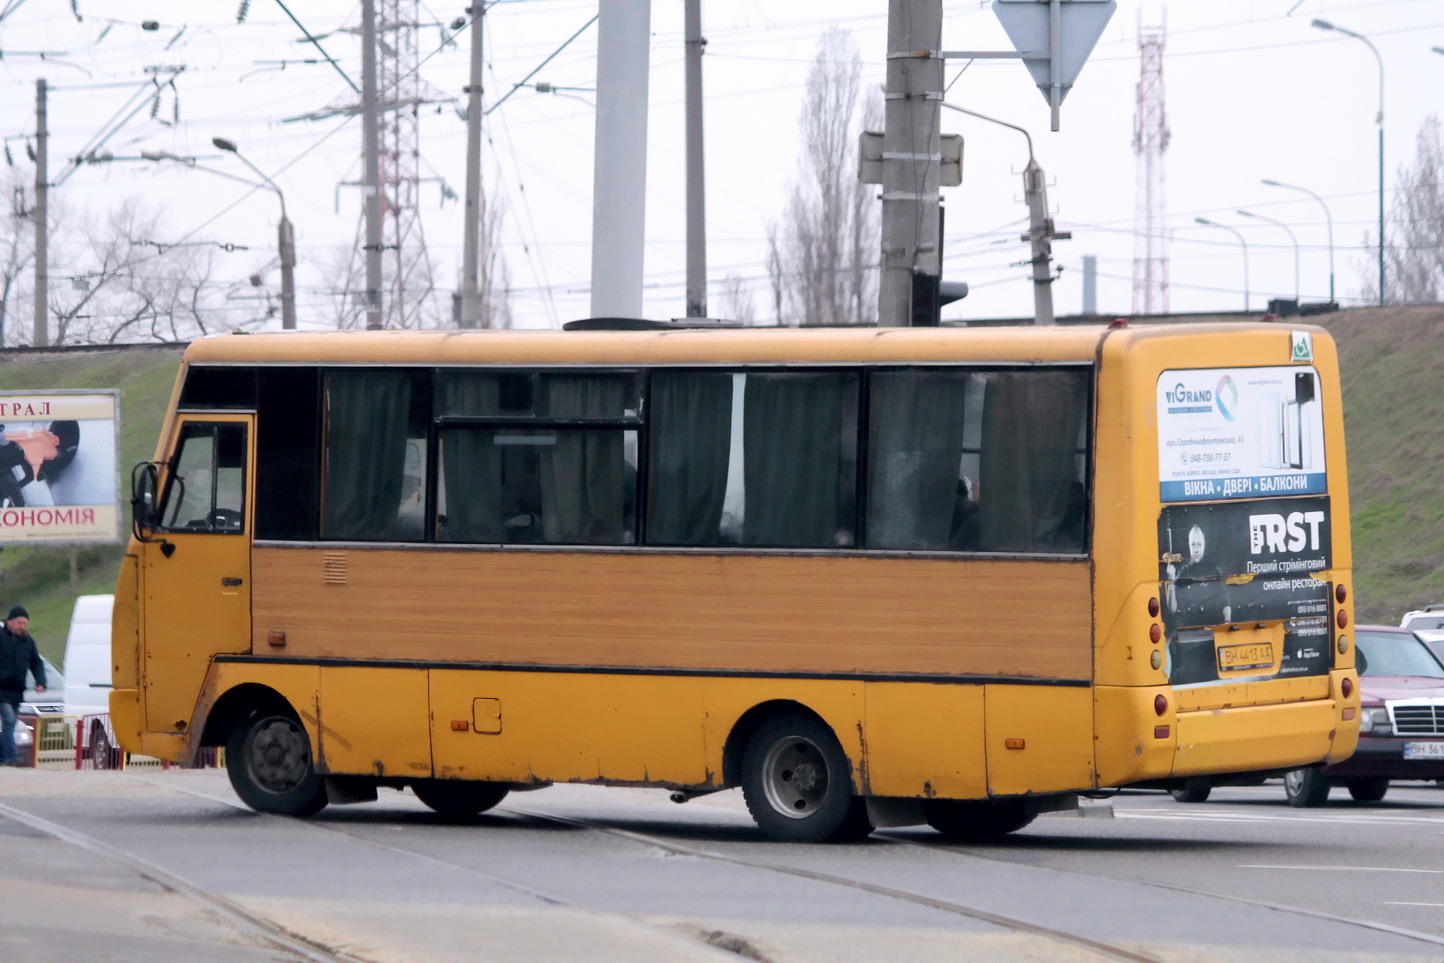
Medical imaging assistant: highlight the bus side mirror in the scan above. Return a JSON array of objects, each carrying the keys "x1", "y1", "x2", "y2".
[{"x1": 131, "y1": 461, "x2": 159, "y2": 536}]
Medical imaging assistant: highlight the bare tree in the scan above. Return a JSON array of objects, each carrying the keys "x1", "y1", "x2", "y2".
[
  {"x1": 39, "y1": 196, "x2": 261, "y2": 345},
  {"x1": 0, "y1": 172, "x2": 36, "y2": 347},
  {"x1": 1387, "y1": 114, "x2": 1443, "y2": 303},
  {"x1": 1357, "y1": 114, "x2": 1444, "y2": 305},
  {"x1": 477, "y1": 191, "x2": 513, "y2": 329},
  {"x1": 717, "y1": 271, "x2": 757, "y2": 325},
  {"x1": 769, "y1": 28, "x2": 880, "y2": 326}
]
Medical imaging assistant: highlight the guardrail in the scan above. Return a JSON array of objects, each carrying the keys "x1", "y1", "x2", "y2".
[{"x1": 13, "y1": 712, "x2": 222, "y2": 770}]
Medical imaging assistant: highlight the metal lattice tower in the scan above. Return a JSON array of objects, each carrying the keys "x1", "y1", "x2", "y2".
[
  {"x1": 337, "y1": 0, "x2": 438, "y2": 329},
  {"x1": 378, "y1": 0, "x2": 437, "y2": 328},
  {"x1": 1131, "y1": 19, "x2": 1170, "y2": 317}
]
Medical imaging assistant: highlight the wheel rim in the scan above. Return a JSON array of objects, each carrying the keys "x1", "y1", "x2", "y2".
[
  {"x1": 90, "y1": 725, "x2": 110, "y2": 769},
  {"x1": 246, "y1": 717, "x2": 311, "y2": 794},
  {"x1": 1284, "y1": 770, "x2": 1303, "y2": 795},
  {"x1": 759, "y1": 735, "x2": 830, "y2": 820}
]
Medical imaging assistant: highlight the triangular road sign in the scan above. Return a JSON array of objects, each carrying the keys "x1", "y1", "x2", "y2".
[{"x1": 993, "y1": 0, "x2": 1116, "y2": 106}]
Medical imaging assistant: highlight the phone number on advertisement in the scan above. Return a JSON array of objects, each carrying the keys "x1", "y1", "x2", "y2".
[{"x1": 1185, "y1": 452, "x2": 1232, "y2": 464}]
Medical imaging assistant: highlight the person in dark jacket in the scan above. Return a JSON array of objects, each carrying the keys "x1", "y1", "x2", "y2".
[{"x1": 1, "y1": 604, "x2": 46, "y2": 766}]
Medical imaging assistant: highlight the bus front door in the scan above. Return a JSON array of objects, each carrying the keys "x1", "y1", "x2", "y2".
[{"x1": 139, "y1": 415, "x2": 254, "y2": 735}]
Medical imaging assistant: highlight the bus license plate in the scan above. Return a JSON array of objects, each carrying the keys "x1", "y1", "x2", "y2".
[
  {"x1": 1403, "y1": 742, "x2": 1444, "y2": 759},
  {"x1": 1218, "y1": 643, "x2": 1273, "y2": 671}
]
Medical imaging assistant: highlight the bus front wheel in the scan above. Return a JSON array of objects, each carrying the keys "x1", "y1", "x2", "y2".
[
  {"x1": 225, "y1": 708, "x2": 328, "y2": 817},
  {"x1": 412, "y1": 779, "x2": 510, "y2": 816},
  {"x1": 1283, "y1": 767, "x2": 1330, "y2": 808},
  {"x1": 740, "y1": 713, "x2": 872, "y2": 843},
  {"x1": 924, "y1": 799, "x2": 1036, "y2": 842}
]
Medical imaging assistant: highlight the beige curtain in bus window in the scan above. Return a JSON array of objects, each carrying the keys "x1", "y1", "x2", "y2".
[
  {"x1": 322, "y1": 371, "x2": 412, "y2": 540},
  {"x1": 537, "y1": 375, "x2": 627, "y2": 544},
  {"x1": 741, "y1": 371, "x2": 856, "y2": 548},
  {"x1": 437, "y1": 374, "x2": 506, "y2": 542},
  {"x1": 646, "y1": 372, "x2": 733, "y2": 545},
  {"x1": 977, "y1": 370, "x2": 1088, "y2": 553},
  {"x1": 866, "y1": 370, "x2": 971, "y2": 550}
]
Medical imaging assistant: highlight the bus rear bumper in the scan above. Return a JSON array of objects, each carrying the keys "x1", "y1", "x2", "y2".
[{"x1": 1171, "y1": 695, "x2": 1355, "y2": 777}]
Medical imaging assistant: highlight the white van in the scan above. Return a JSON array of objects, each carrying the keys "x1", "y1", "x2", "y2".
[{"x1": 61, "y1": 593, "x2": 113, "y2": 717}]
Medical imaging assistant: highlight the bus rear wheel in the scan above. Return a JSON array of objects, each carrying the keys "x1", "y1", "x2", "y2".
[
  {"x1": 412, "y1": 779, "x2": 510, "y2": 816},
  {"x1": 1169, "y1": 778, "x2": 1211, "y2": 803},
  {"x1": 740, "y1": 713, "x2": 872, "y2": 843},
  {"x1": 924, "y1": 799, "x2": 1036, "y2": 842},
  {"x1": 1283, "y1": 767, "x2": 1330, "y2": 808},
  {"x1": 225, "y1": 708, "x2": 328, "y2": 817},
  {"x1": 1346, "y1": 777, "x2": 1389, "y2": 803}
]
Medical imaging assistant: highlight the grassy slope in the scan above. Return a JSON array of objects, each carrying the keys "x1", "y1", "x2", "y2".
[
  {"x1": 0, "y1": 311, "x2": 1436, "y2": 656},
  {"x1": 1311, "y1": 306, "x2": 1444, "y2": 624},
  {"x1": 0, "y1": 346, "x2": 183, "y2": 661}
]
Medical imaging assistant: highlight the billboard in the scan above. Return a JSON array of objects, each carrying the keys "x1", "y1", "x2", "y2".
[
  {"x1": 0, "y1": 391, "x2": 121, "y2": 544},
  {"x1": 1158, "y1": 496, "x2": 1333, "y2": 687},
  {"x1": 1157, "y1": 364, "x2": 1326, "y2": 503}
]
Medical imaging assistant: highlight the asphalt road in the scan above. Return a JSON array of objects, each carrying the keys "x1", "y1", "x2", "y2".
[{"x1": 1, "y1": 770, "x2": 1441, "y2": 963}]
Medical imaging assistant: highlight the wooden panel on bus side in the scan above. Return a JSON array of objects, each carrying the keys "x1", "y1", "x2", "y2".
[
  {"x1": 253, "y1": 547, "x2": 1093, "y2": 681},
  {"x1": 862, "y1": 682, "x2": 986, "y2": 800},
  {"x1": 429, "y1": 669, "x2": 711, "y2": 786},
  {"x1": 984, "y1": 685, "x2": 1095, "y2": 796},
  {"x1": 318, "y1": 665, "x2": 432, "y2": 779}
]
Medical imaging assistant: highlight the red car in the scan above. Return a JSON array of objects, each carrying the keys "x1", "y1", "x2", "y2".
[{"x1": 1283, "y1": 625, "x2": 1444, "y2": 806}]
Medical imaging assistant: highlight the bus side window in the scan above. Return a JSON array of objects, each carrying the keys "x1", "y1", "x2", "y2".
[
  {"x1": 865, "y1": 369, "x2": 973, "y2": 551},
  {"x1": 321, "y1": 370, "x2": 429, "y2": 542},
  {"x1": 647, "y1": 370, "x2": 859, "y2": 549},
  {"x1": 975, "y1": 370, "x2": 1090, "y2": 554},
  {"x1": 158, "y1": 423, "x2": 247, "y2": 533},
  {"x1": 436, "y1": 371, "x2": 639, "y2": 546}
]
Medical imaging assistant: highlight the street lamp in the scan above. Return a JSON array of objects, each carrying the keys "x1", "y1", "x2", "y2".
[
  {"x1": 941, "y1": 102, "x2": 1065, "y2": 326},
  {"x1": 1262, "y1": 179, "x2": 1334, "y2": 305},
  {"x1": 1238, "y1": 209, "x2": 1299, "y2": 305},
  {"x1": 1312, "y1": 19, "x2": 1385, "y2": 306},
  {"x1": 211, "y1": 137, "x2": 296, "y2": 329},
  {"x1": 1195, "y1": 217, "x2": 1250, "y2": 312}
]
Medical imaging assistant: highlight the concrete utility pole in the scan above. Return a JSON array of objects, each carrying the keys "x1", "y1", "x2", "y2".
[
  {"x1": 460, "y1": 3, "x2": 485, "y2": 328},
  {"x1": 361, "y1": 0, "x2": 385, "y2": 329},
  {"x1": 590, "y1": 0, "x2": 650, "y2": 320},
  {"x1": 683, "y1": 0, "x2": 706, "y2": 319},
  {"x1": 878, "y1": 0, "x2": 943, "y2": 328},
  {"x1": 32, "y1": 79, "x2": 48, "y2": 347},
  {"x1": 1023, "y1": 158, "x2": 1059, "y2": 325}
]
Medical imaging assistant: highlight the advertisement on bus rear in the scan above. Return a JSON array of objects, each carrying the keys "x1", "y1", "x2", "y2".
[
  {"x1": 1158, "y1": 496, "x2": 1333, "y2": 686},
  {"x1": 0, "y1": 391, "x2": 120, "y2": 544},
  {"x1": 1157, "y1": 364, "x2": 1325, "y2": 503}
]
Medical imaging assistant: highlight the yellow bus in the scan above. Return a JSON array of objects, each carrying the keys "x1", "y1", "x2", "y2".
[{"x1": 111, "y1": 320, "x2": 1359, "y2": 841}]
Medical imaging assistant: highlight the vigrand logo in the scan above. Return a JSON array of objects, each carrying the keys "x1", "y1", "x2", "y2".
[
  {"x1": 1164, "y1": 383, "x2": 1213, "y2": 405},
  {"x1": 1249, "y1": 511, "x2": 1326, "y2": 554}
]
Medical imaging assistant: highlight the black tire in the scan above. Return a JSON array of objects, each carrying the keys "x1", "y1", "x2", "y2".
[
  {"x1": 89, "y1": 721, "x2": 113, "y2": 770},
  {"x1": 1169, "y1": 779, "x2": 1211, "y2": 803},
  {"x1": 1283, "y1": 767, "x2": 1331, "y2": 808},
  {"x1": 924, "y1": 799, "x2": 1036, "y2": 841},
  {"x1": 740, "y1": 712, "x2": 872, "y2": 843},
  {"x1": 1346, "y1": 777, "x2": 1389, "y2": 803},
  {"x1": 225, "y1": 707, "x2": 328, "y2": 817},
  {"x1": 412, "y1": 779, "x2": 510, "y2": 816}
]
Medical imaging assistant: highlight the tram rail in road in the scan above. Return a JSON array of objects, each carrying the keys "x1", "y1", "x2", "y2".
[{"x1": 2, "y1": 772, "x2": 1442, "y2": 963}]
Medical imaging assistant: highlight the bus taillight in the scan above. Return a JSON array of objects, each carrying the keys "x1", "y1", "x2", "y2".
[
  {"x1": 1149, "y1": 623, "x2": 1161, "y2": 643},
  {"x1": 1148, "y1": 597, "x2": 1160, "y2": 617},
  {"x1": 1341, "y1": 677, "x2": 1353, "y2": 699},
  {"x1": 1337, "y1": 609, "x2": 1348, "y2": 629},
  {"x1": 1154, "y1": 695, "x2": 1167, "y2": 716},
  {"x1": 1335, "y1": 584, "x2": 1347, "y2": 604}
]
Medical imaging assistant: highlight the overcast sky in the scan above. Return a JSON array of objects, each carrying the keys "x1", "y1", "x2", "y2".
[{"x1": 1, "y1": 0, "x2": 1440, "y2": 331}]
